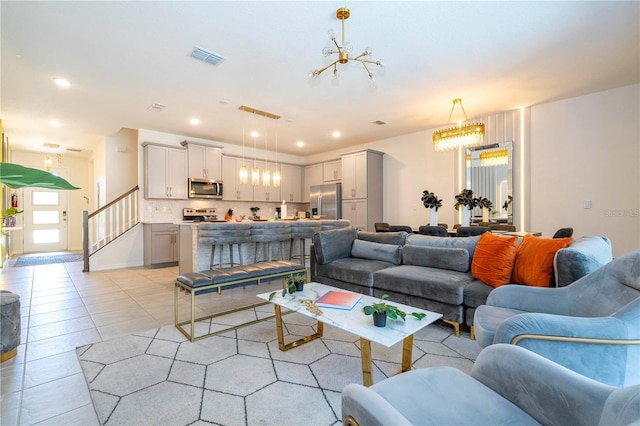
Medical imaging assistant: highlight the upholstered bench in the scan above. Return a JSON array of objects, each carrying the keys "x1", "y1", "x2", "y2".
[{"x1": 175, "y1": 260, "x2": 307, "y2": 341}]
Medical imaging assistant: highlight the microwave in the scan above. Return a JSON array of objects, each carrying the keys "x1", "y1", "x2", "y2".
[{"x1": 188, "y1": 178, "x2": 223, "y2": 199}]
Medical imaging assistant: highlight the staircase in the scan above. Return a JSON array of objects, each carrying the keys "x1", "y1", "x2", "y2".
[{"x1": 82, "y1": 186, "x2": 139, "y2": 271}]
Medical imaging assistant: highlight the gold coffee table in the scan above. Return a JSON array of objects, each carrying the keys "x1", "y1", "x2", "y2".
[{"x1": 257, "y1": 282, "x2": 442, "y2": 386}]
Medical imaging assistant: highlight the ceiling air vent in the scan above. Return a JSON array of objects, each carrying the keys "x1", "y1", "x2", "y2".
[
  {"x1": 372, "y1": 120, "x2": 386, "y2": 125},
  {"x1": 191, "y1": 47, "x2": 225, "y2": 66},
  {"x1": 148, "y1": 103, "x2": 166, "y2": 111},
  {"x1": 66, "y1": 148, "x2": 82, "y2": 153}
]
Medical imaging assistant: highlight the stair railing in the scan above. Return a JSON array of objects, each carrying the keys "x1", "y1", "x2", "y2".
[{"x1": 82, "y1": 186, "x2": 139, "y2": 271}]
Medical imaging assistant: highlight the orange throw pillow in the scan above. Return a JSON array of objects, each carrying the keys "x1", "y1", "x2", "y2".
[
  {"x1": 512, "y1": 235, "x2": 573, "y2": 287},
  {"x1": 471, "y1": 232, "x2": 518, "y2": 288}
]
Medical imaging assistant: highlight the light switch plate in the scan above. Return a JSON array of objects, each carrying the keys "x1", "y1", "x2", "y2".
[{"x1": 584, "y1": 200, "x2": 592, "y2": 209}]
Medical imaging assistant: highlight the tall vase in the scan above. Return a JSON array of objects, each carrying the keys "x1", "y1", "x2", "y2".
[
  {"x1": 461, "y1": 209, "x2": 470, "y2": 227},
  {"x1": 482, "y1": 207, "x2": 489, "y2": 223},
  {"x1": 430, "y1": 208, "x2": 438, "y2": 226}
]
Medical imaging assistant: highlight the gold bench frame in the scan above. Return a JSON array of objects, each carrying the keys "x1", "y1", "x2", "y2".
[{"x1": 174, "y1": 267, "x2": 307, "y2": 341}]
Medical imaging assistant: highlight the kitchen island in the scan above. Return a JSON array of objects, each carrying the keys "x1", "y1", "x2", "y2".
[{"x1": 178, "y1": 219, "x2": 350, "y2": 274}]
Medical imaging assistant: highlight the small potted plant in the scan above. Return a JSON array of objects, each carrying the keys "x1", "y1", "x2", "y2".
[
  {"x1": 283, "y1": 273, "x2": 306, "y2": 295},
  {"x1": 421, "y1": 190, "x2": 442, "y2": 226},
  {"x1": 363, "y1": 294, "x2": 406, "y2": 327},
  {"x1": 454, "y1": 189, "x2": 478, "y2": 227},
  {"x1": 2, "y1": 207, "x2": 23, "y2": 227}
]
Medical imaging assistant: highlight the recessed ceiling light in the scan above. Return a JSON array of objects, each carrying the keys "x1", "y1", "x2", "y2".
[
  {"x1": 43, "y1": 142, "x2": 60, "y2": 149},
  {"x1": 49, "y1": 120, "x2": 62, "y2": 127},
  {"x1": 219, "y1": 100, "x2": 230, "y2": 105},
  {"x1": 250, "y1": 131, "x2": 260, "y2": 138},
  {"x1": 332, "y1": 131, "x2": 341, "y2": 138},
  {"x1": 297, "y1": 141, "x2": 305, "y2": 147},
  {"x1": 53, "y1": 78, "x2": 71, "y2": 88},
  {"x1": 189, "y1": 118, "x2": 200, "y2": 125}
]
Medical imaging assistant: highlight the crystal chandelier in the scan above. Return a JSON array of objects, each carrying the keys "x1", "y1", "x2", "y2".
[
  {"x1": 309, "y1": 7, "x2": 384, "y2": 81},
  {"x1": 433, "y1": 99, "x2": 485, "y2": 151},
  {"x1": 480, "y1": 148, "x2": 509, "y2": 167}
]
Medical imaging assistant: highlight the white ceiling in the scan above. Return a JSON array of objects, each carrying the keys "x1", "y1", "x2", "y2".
[{"x1": 1, "y1": 1, "x2": 638, "y2": 157}]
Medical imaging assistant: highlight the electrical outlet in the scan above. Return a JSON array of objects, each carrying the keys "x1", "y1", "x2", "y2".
[{"x1": 584, "y1": 200, "x2": 592, "y2": 209}]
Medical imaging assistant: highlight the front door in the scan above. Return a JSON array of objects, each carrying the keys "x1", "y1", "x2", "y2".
[{"x1": 22, "y1": 167, "x2": 69, "y2": 253}]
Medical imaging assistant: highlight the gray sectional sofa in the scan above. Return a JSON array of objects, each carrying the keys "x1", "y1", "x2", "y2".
[{"x1": 310, "y1": 227, "x2": 613, "y2": 337}]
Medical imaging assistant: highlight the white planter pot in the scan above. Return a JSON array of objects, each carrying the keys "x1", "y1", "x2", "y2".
[{"x1": 430, "y1": 208, "x2": 438, "y2": 226}]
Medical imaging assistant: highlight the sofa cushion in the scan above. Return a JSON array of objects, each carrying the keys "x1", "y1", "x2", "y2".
[
  {"x1": 471, "y1": 233, "x2": 518, "y2": 287},
  {"x1": 554, "y1": 236, "x2": 613, "y2": 287},
  {"x1": 512, "y1": 235, "x2": 573, "y2": 287},
  {"x1": 463, "y1": 280, "x2": 495, "y2": 309},
  {"x1": 357, "y1": 231, "x2": 408, "y2": 246},
  {"x1": 312, "y1": 226, "x2": 358, "y2": 265},
  {"x1": 351, "y1": 239, "x2": 402, "y2": 265},
  {"x1": 402, "y1": 245, "x2": 469, "y2": 272},
  {"x1": 316, "y1": 257, "x2": 394, "y2": 288},
  {"x1": 406, "y1": 234, "x2": 481, "y2": 270},
  {"x1": 373, "y1": 265, "x2": 475, "y2": 305}
]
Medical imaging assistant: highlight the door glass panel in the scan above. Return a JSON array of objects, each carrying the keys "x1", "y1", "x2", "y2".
[
  {"x1": 33, "y1": 211, "x2": 60, "y2": 224},
  {"x1": 32, "y1": 229, "x2": 60, "y2": 244},
  {"x1": 32, "y1": 192, "x2": 59, "y2": 205}
]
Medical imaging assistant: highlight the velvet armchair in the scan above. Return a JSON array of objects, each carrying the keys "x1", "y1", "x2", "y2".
[
  {"x1": 474, "y1": 249, "x2": 640, "y2": 387},
  {"x1": 342, "y1": 344, "x2": 640, "y2": 426}
]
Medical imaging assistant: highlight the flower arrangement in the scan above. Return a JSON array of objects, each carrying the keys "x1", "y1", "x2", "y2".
[
  {"x1": 476, "y1": 197, "x2": 493, "y2": 210},
  {"x1": 503, "y1": 195, "x2": 513, "y2": 211},
  {"x1": 454, "y1": 189, "x2": 478, "y2": 211},
  {"x1": 421, "y1": 190, "x2": 442, "y2": 211}
]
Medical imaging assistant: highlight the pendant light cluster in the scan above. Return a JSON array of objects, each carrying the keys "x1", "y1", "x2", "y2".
[{"x1": 239, "y1": 105, "x2": 281, "y2": 187}]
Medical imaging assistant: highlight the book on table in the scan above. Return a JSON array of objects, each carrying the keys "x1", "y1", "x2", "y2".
[{"x1": 315, "y1": 290, "x2": 362, "y2": 310}]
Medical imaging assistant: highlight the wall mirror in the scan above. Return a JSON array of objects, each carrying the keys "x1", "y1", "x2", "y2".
[{"x1": 466, "y1": 141, "x2": 513, "y2": 222}]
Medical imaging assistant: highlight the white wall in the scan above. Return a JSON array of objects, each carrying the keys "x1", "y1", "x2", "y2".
[
  {"x1": 529, "y1": 84, "x2": 639, "y2": 257},
  {"x1": 105, "y1": 128, "x2": 138, "y2": 201}
]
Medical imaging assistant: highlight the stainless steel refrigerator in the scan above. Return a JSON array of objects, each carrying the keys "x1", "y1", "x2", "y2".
[{"x1": 310, "y1": 183, "x2": 341, "y2": 219}]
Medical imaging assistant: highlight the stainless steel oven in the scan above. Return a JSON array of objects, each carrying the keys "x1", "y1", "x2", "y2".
[{"x1": 188, "y1": 178, "x2": 223, "y2": 199}]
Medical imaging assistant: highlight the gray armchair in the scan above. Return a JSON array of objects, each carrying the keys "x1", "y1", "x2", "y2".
[
  {"x1": 474, "y1": 249, "x2": 640, "y2": 387},
  {"x1": 342, "y1": 344, "x2": 640, "y2": 426}
]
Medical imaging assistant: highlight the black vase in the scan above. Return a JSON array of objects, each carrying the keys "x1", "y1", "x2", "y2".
[
  {"x1": 373, "y1": 312, "x2": 387, "y2": 327},
  {"x1": 295, "y1": 281, "x2": 304, "y2": 292}
]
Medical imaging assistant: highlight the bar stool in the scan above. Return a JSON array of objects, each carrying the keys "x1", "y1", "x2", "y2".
[
  {"x1": 289, "y1": 221, "x2": 321, "y2": 265},
  {"x1": 198, "y1": 222, "x2": 252, "y2": 268},
  {"x1": 320, "y1": 219, "x2": 351, "y2": 231},
  {"x1": 251, "y1": 221, "x2": 291, "y2": 263}
]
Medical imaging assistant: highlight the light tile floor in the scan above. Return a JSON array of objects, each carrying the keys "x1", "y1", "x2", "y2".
[{"x1": 0, "y1": 258, "x2": 285, "y2": 426}]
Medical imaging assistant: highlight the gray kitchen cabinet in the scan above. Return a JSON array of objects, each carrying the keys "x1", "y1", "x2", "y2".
[
  {"x1": 143, "y1": 143, "x2": 188, "y2": 199},
  {"x1": 143, "y1": 223, "x2": 179, "y2": 268},
  {"x1": 279, "y1": 163, "x2": 302, "y2": 203},
  {"x1": 303, "y1": 163, "x2": 323, "y2": 202},
  {"x1": 182, "y1": 141, "x2": 222, "y2": 180},
  {"x1": 323, "y1": 159, "x2": 342, "y2": 182},
  {"x1": 222, "y1": 155, "x2": 253, "y2": 201},
  {"x1": 341, "y1": 149, "x2": 383, "y2": 231}
]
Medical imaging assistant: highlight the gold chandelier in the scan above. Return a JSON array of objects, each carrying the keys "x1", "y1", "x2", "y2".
[
  {"x1": 480, "y1": 148, "x2": 509, "y2": 167},
  {"x1": 239, "y1": 105, "x2": 281, "y2": 187},
  {"x1": 43, "y1": 142, "x2": 62, "y2": 171},
  {"x1": 309, "y1": 7, "x2": 383, "y2": 81},
  {"x1": 433, "y1": 99, "x2": 485, "y2": 151}
]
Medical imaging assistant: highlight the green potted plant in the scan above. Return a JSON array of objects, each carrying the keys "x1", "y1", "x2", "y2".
[
  {"x1": 2, "y1": 207, "x2": 23, "y2": 227},
  {"x1": 363, "y1": 294, "x2": 407, "y2": 327},
  {"x1": 283, "y1": 272, "x2": 306, "y2": 295}
]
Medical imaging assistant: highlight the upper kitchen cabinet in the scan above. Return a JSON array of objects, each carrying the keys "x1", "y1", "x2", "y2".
[
  {"x1": 143, "y1": 143, "x2": 188, "y2": 199},
  {"x1": 323, "y1": 159, "x2": 342, "y2": 182},
  {"x1": 181, "y1": 141, "x2": 222, "y2": 180},
  {"x1": 342, "y1": 150, "x2": 383, "y2": 200},
  {"x1": 279, "y1": 163, "x2": 302, "y2": 203},
  {"x1": 222, "y1": 155, "x2": 253, "y2": 201},
  {"x1": 252, "y1": 160, "x2": 280, "y2": 202},
  {"x1": 303, "y1": 163, "x2": 323, "y2": 202},
  {"x1": 341, "y1": 149, "x2": 383, "y2": 231}
]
